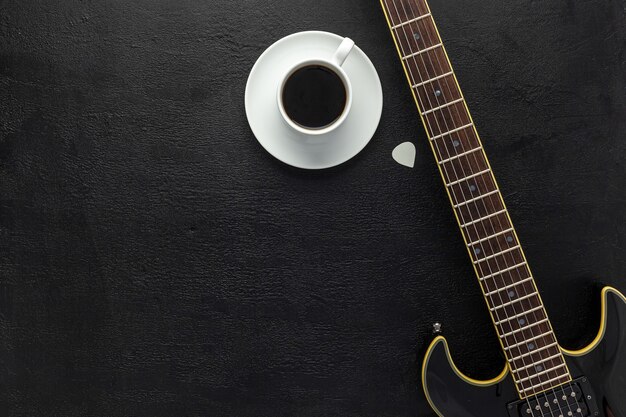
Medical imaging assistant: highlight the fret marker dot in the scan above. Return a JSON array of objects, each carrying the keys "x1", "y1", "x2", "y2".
[
  {"x1": 434, "y1": 89, "x2": 442, "y2": 97},
  {"x1": 413, "y1": 33, "x2": 421, "y2": 41},
  {"x1": 469, "y1": 184, "x2": 477, "y2": 192},
  {"x1": 567, "y1": 412, "x2": 573, "y2": 417},
  {"x1": 452, "y1": 140, "x2": 460, "y2": 147},
  {"x1": 474, "y1": 247, "x2": 481, "y2": 255},
  {"x1": 528, "y1": 343, "x2": 535, "y2": 350},
  {"x1": 508, "y1": 290, "x2": 516, "y2": 298},
  {"x1": 506, "y1": 236, "x2": 514, "y2": 243},
  {"x1": 519, "y1": 318, "x2": 526, "y2": 326},
  {"x1": 536, "y1": 365, "x2": 543, "y2": 372}
]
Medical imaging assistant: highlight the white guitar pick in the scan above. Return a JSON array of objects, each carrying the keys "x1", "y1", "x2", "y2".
[{"x1": 392, "y1": 142, "x2": 416, "y2": 168}]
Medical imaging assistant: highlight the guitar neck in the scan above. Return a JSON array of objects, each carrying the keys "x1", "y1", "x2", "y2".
[{"x1": 379, "y1": 0, "x2": 573, "y2": 398}]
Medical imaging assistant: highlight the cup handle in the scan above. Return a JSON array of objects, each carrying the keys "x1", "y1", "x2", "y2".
[{"x1": 332, "y1": 37, "x2": 355, "y2": 67}]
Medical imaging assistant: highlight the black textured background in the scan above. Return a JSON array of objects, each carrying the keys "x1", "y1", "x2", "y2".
[{"x1": 1, "y1": 0, "x2": 625, "y2": 416}]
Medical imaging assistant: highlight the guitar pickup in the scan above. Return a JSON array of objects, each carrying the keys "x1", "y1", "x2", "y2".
[{"x1": 506, "y1": 377, "x2": 600, "y2": 417}]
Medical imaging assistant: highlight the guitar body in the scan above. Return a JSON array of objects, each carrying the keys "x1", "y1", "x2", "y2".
[{"x1": 423, "y1": 287, "x2": 626, "y2": 417}]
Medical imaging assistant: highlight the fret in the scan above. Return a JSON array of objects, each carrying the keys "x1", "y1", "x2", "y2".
[
  {"x1": 499, "y1": 308, "x2": 548, "y2": 338},
  {"x1": 505, "y1": 330, "x2": 553, "y2": 351},
  {"x1": 413, "y1": 72, "x2": 461, "y2": 114},
  {"x1": 499, "y1": 318, "x2": 549, "y2": 339},
  {"x1": 512, "y1": 352, "x2": 563, "y2": 374},
  {"x1": 480, "y1": 262, "x2": 526, "y2": 282},
  {"x1": 460, "y1": 208, "x2": 505, "y2": 228},
  {"x1": 468, "y1": 227, "x2": 514, "y2": 246},
  {"x1": 391, "y1": 13, "x2": 431, "y2": 30},
  {"x1": 495, "y1": 304, "x2": 543, "y2": 325},
  {"x1": 438, "y1": 146, "x2": 482, "y2": 165},
  {"x1": 446, "y1": 168, "x2": 490, "y2": 187},
  {"x1": 490, "y1": 291, "x2": 537, "y2": 312},
  {"x1": 432, "y1": 128, "x2": 481, "y2": 162},
  {"x1": 482, "y1": 269, "x2": 532, "y2": 301},
  {"x1": 519, "y1": 374, "x2": 571, "y2": 395},
  {"x1": 512, "y1": 359, "x2": 565, "y2": 381},
  {"x1": 459, "y1": 224, "x2": 523, "y2": 264},
  {"x1": 447, "y1": 168, "x2": 493, "y2": 196},
  {"x1": 477, "y1": 255, "x2": 527, "y2": 292},
  {"x1": 516, "y1": 363, "x2": 568, "y2": 385},
  {"x1": 430, "y1": 122, "x2": 473, "y2": 140},
  {"x1": 421, "y1": 97, "x2": 464, "y2": 115},
  {"x1": 442, "y1": 153, "x2": 490, "y2": 187},
  {"x1": 391, "y1": 12, "x2": 432, "y2": 29},
  {"x1": 509, "y1": 346, "x2": 564, "y2": 373},
  {"x1": 413, "y1": 70, "x2": 453, "y2": 88},
  {"x1": 398, "y1": 24, "x2": 444, "y2": 57},
  {"x1": 402, "y1": 43, "x2": 442, "y2": 60},
  {"x1": 383, "y1": 0, "x2": 429, "y2": 27},
  {"x1": 461, "y1": 213, "x2": 510, "y2": 245},
  {"x1": 424, "y1": 105, "x2": 470, "y2": 138},
  {"x1": 508, "y1": 342, "x2": 558, "y2": 363},
  {"x1": 510, "y1": 343, "x2": 561, "y2": 370},
  {"x1": 493, "y1": 298, "x2": 547, "y2": 338},
  {"x1": 458, "y1": 196, "x2": 504, "y2": 229},
  {"x1": 424, "y1": 103, "x2": 471, "y2": 138},
  {"x1": 454, "y1": 189, "x2": 497, "y2": 208},
  {"x1": 404, "y1": 47, "x2": 452, "y2": 97},
  {"x1": 486, "y1": 276, "x2": 533, "y2": 297},
  {"x1": 394, "y1": 13, "x2": 441, "y2": 59},
  {"x1": 482, "y1": 270, "x2": 532, "y2": 297},
  {"x1": 474, "y1": 245, "x2": 520, "y2": 264}
]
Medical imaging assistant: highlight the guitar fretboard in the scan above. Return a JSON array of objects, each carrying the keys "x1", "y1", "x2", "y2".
[{"x1": 380, "y1": 0, "x2": 572, "y2": 398}]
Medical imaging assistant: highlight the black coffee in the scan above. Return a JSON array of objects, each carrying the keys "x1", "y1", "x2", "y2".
[{"x1": 282, "y1": 65, "x2": 347, "y2": 129}]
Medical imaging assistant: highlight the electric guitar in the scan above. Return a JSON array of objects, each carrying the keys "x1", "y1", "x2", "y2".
[{"x1": 379, "y1": 1, "x2": 626, "y2": 416}]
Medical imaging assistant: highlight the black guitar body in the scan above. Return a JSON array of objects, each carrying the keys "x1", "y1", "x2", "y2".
[{"x1": 423, "y1": 287, "x2": 626, "y2": 417}]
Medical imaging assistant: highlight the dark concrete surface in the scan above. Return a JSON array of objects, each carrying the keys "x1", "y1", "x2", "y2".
[{"x1": 1, "y1": 0, "x2": 625, "y2": 416}]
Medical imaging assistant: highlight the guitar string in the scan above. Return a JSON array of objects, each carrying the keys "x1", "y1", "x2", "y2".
[
  {"x1": 390, "y1": 2, "x2": 552, "y2": 414},
  {"x1": 388, "y1": 1, "x2": 546, "y2": 403},
  {"x1": 393, "y1": 3, "x2": 556, "y2": 413},
  {"x1": 402, "y1": 2, "x2": 581, "y2": 413},
  {"x1": 385, "y1": 0, "x2": 580, "y2": 413},
  {"x1": 398, "y1": 2, "x2": 581, "y2": 414},
  {"x1": 409, "y1": 1, "x2": 577, "y2": 412},
  {"x1": 383, "y1": 3, "x2": 544, "y2": 414},
  {"x1": 411, "y1": 0, "x2": 583, "y2": 410}
]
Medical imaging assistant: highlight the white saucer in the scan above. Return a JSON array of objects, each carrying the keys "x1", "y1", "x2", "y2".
[{"x1": 245, "y1": 31, "x2": 383, "y2": 170}]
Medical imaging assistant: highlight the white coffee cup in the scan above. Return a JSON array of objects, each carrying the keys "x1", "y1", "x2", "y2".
[{"x1": 277, "y1": 37, "x2": 355, "y2": 136}]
